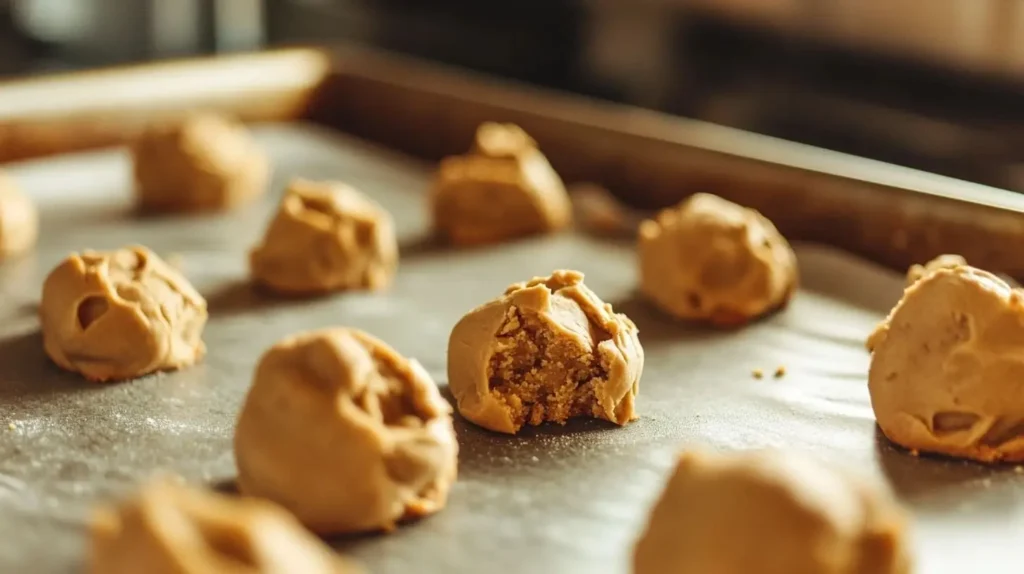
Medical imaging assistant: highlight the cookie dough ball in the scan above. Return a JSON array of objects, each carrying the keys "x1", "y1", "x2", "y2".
[
  {"x1": 234, "y1": 328, "x2": 458, "y2": 534},
  {"x1": 89, "y1": 479, "x2": 360, "y2": 574},
  {"x1": 869, "y1": 265, "x2": 1024, "y2": 462},
  {"x1": 448, "y1": 270, "x2": 642, "y2": 434},
  {"x1": 249, "y1": 179, "x2": 397, "y2": 295},
  {"x1": 0, "y1": 172, "x2": 38, "y2": 260},
  {"x1": 40, "y1": 245, "x2": 207, "y2": 382},
  {"x1": 430, "y1": 122, "x2": 571, "y2": 246},
  {"x1": 132, "y1": 113, "x2": 269, "y2": 213},
  {"x1": 905, "y1": 253, "x2": 966, "y2": 286},
  {"x1": 638, "y1": 193, "x2": 797, "y2": 327},
  {"x1": 633, "y1": 450, "x2": 911, "y2": 574}
]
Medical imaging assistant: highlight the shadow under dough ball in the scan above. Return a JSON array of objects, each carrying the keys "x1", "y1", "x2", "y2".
[
  {"x1": 249, "y1": 179, "x2": 397, "y2": 295},
  {"x1": 89, "y1": 479, "x2": 361, "y2": 574},
  {"x1": 638, "y1": 193, "x2": 797, "y2": 327},
  {"x1": 869, "y1": 265, "x2": 1024, "y2": 463},
  {"x1": 132, "y1": 112, "x2": 269, "y2": 213},
  {"x1": 0, "y1": 171, "x2": 38, "y2": 260},
  {"x1": 447, "y1": 269, "x2": 643, "y2": 434},
  {"x1": 633, "y1": 449, "x2": 911, "y2": 574},
  {"x1": 430, "y1": 122, "x2": 571, "y2": 246},
  {"x1": 40, "y1": 245, "x2": 207, "y2": 382},
  {"x1": 234, "y1": 328, "x2": 458, "y2": 535}
]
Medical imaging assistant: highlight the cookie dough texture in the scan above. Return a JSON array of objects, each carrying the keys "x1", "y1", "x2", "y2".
[
  {"x1": 89, "y1": 479, "x2": 359, "y2": 574},
  {"x1": 905, "y1": 253, "x2": 966, "y2": 286},
  {"x1": 448, "y1": 270, "x2": 642, "y2": 434},
  {"x1": 869, "y1": 265, "x2": 1024, "y2": 462},
  {"x1": 40, "y1": 245, "x2": 207, "y2": 382},
  {"x1": 235, "y1": 328, "x2": 458, "y2": 534},
  {"x1": 132, "y1": 113, "x2": 269, "y2": 213},
  {"x1": 638, "y1": 193, "x2": 797, "y2": 327},
  {"x1": 633, "y1": 450, "x2": 911, "y2": 574},
  {"x1": 250, "y1": 179, "x2": 397, "y2": 295},
  {"x1": 430, "y1": 122, "x2": 571, "y2": 246},
  {"x1": 0, "y1": 172, "x2": 38, "y2": 259}
]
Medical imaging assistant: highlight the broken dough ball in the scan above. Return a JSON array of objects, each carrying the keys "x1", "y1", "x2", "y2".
[
  {"x1": 132, "y1": 113, "x2": 269, "y2": 213},
  {"x1": 249, "y1": 179, "x2": 398, "y2": 295},
  {"x1": 638, "y1": 193, "x2": 797, "y2": 327},
  {"x1": 234, "y1": 328, "x2": 458, "y2": 534},
  {"x1": 869, "y1": 265, "x2": 1024, "y2": 463},
  {"x1": 89, "y1": 479, "x2": 360, "y2": 574},
  {"x1": 447, "y1": 270, "x2": 643, "y2": 434},
  {"x1": 430, "y1": 122, "x2": 572, "y2": 246},
  {"x1": 0, "y1": 172, "x2": 38, "y2": 260},
  {"x1": 40, "y1": 245, "x2": 207, "y2": 382},
  {"x1": 633, "y1": 449, "x2": 911, "y2": 574}
]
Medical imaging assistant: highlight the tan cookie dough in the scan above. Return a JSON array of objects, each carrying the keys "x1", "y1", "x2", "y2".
[
  {"x1": 249, "y1": 179, "x2": 397, "y2": 295},
  {"x1": 447, "y1": 270, "x2": 642, "y2": 434},
  {"x1": 638, "y1": 193, "x2": 798, "y2": 327},
  {"x1": 89, "y1": 479, "x2": 360, "y2": 574},
  {"x1": 633, "y1": 449, "x2": 911, "y2": 574},
  {"x1": 0, "y1": 172, "x2": 38, "y2": 260},
  {"x1": 869, "y1": 265, "x2": 1024, "y2": 462},
  {"x1": 234, "y1": 328, "x2": 458, "y2": 534},
  {"x1": 40, "y1": 245, "x2": 207, "y2": 382},
  {"x1": 132, "y1": 113, "x2": 269, "y2": 213},
  {"x1": 430, "y1": 122, "x2": 571, "y2": 246}
]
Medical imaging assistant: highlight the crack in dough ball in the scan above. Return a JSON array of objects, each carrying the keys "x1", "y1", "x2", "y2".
[
  {"x1": 430, "y1": 122, "x2": 571, "y2": 246},
  {"x1": 638, "y1": 193, "x2": 797, "y2": 327},
  {"x1": 234, "y1": 328, "x2": 458, "y2": 534},
  {"x1": 40, "y1": 245, "x2": 207, "y2": 382},
  {"x1": 869, "y1": 265, "x2": 1024, "y2": 462},
  {"x1": 633, "y1": 450, "x2": 911, "y2": 574},
  {"x1": 0, "y1": 172, "x2": 38, "y2": 260},
  {"x1": 448, "y1": 270, "x2": 643, "y2": 434},
  {"x1": 249, "y1": 179, "x2": 398, "y2": 295},
  {"x1": 132, "y1": 113, "x2": 269, "y2": 213},
  {"x1": 89, "y1": 479, "x2": 361, "y2": 574}
]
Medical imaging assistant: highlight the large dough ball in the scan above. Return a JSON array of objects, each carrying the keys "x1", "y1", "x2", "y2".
[
  {"x1": 633, "y1": 450, "x2": 911, "y2": 574},
  {"x1": 0, "y1": 172, "x2": 38, "y2": 260},
  {"x1": 638, "y1": 193, "x2": 797, "y2": 327},
  {"x1": 249, "y1": 179, "x2": 397, "y2": 295},
  {"x1": 89, "y1": 479, "x2": 360, "y2": 574},
  {"x1": 132, "y1": 113, "x2": 269, "y2": 213},
  {"x1": 448, "y1": 270, "x2": 642, "y2": 434},
  {"x1": 40, "y1": 245, "x2": 207, "y2": 382},
  {"x1": 869, "y1": 265, "x2": 1024, "y2": 462},
  {"x1": 234, "y1": 328, "x2": 458, "y2": 534},
  {"x1": 430, "y1": 122, "x2": 571, "y2": 246}
]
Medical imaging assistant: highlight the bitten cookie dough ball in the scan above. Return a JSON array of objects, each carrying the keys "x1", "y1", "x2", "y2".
[
  {"x1": 89, "y1": 479, "x2": 360, "y2": 574},
  {"x1": 638, "y1": 193, "x2": 797, "y2": 327},
  {"x1": 235, "y1": 328, "x2": 458, "y2": 534},
  {"x1": 430, "y1": 122, "x2": 571, "y2": 246},
  {"x1": 633, "y1": 450, "x2": 911, "y2": 574},
  {"x1": 40, "y1": 245, "x2": 207, "y2": 382},
  {"x1": 869, "y1": 265, "x2": 1024, "y2": 462},
  {"x1": 0, "y1": 172, "x2": 38, "y2": 260},
  {"x1": 448, "y1": 270, "x2": 643, "y2": 434},
  {"x1": 249, "y1": 179, "x2": 397, "y2": 295},
  {"x1": 132, "y1": 113, "x2": 269, "y2": 213}
]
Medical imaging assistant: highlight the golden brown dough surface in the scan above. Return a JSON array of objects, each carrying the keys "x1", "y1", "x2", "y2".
[{"x1": 0, "y1": 172, "x2": 38, "y2": 260}]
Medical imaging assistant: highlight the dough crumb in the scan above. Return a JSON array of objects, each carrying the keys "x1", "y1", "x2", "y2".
[
  {"x1": 752, "y1": 368, "x2": 764, "y2": 379},
  {"x1": 773, "y1": 365, "x2": 786, "y2": 378}
]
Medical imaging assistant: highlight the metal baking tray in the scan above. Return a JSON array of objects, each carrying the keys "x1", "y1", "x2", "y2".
[{"x1": 2, "y1": 47, "x2": 1024, "y2": 574}]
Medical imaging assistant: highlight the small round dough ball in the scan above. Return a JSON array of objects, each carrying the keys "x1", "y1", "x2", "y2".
[
  {"x1": 40, "y1": 245, "x2": 207, "y2": 382},
  {"x1": 132, "y1": 113, "x2": 269, "y2": 213},
  {"x1": 0, "y1": 172, "x2": 38, "y2": 260},
  {"x1": 430, "y1": 122, "x2": 571, "y2": 246},
  {"x1": 638, "y1": 193, "x2": 797, "y2": 327},
  {"x1": 448, "y1": 269, "x2": 643, "y2": 434},
  {"x1": 869, "y1": 265, "x2": 1024, "y2": 462},
  {"x1": 905, "y1": 253, "x2": 966, "y2": 286},
  {"x1": 249, "y1": 179, "x2": 397, "y2": 295},
  {"x1": 633, "y1": 450, "x2": 911, "y2": 574},
  {"x1": 234, "y1": 328, "x2": 458, "y2": 535},
  {"x1": 89, "y1": 479, "x2": 361, "y2": 574}
]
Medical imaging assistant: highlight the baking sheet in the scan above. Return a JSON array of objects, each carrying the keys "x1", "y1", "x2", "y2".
[{"x1": 1, "y1": 123, "x2": 1022, "y2": 574}]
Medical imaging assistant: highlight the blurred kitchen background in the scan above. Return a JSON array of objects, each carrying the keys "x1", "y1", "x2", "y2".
[{"x1": 4, "y1": 0, "x2": 1024, "y2": 192}]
